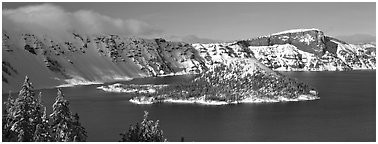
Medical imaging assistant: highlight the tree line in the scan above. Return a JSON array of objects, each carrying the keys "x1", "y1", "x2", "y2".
[{"x1": 3, "y1": 76, "x2": 167, "y2": 142}]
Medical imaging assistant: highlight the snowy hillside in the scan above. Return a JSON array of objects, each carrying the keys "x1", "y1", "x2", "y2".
[
  {"x1": 236, "y1": 29, "x2": 376, "y2": 71},
  {"x1": 2, "y1": 31, "x2": 207, "y2": 92},
  {"x1": 2, "y1": 28, "x2": 375, "y2": 92},
  {"x1": 191, "y1": 29, "x2": 375, "y2": 71}
]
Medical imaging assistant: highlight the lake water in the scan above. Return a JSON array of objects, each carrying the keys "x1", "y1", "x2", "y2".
[{"x1": 2, "y1": 71, "x2": 376, "y2": 142}]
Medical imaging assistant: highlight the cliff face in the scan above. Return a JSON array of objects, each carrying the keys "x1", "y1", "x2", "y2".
[
  {"x1": 2, "y1": 28, "x2": 376, "y2": 92},
  {"x1": 2, "y1": 31, "x2": 207, "y2": 92},
  {"x1": 242, "y1": 29, "x2": 326, "y2": 56},
  {"x1": 236, "y1": 29, "x2": 375, "y2": 71}
]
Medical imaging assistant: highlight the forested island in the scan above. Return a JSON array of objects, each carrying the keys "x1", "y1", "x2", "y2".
[{"x1": 98, "y1": 59, "x2": 320, "y2": 105}]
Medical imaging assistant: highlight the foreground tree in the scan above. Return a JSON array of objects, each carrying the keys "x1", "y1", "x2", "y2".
[
  {"x1": 3, "y1": 91, "x2": 16, "y2": 141},
  {"x1": 2, "y1": 76, "x2": 87, "y2": 142},
  {"x1": 33, "y1": 107, "x2": 52, "y2": 142},
  {"x1": 50, "y1": 89, "x2": 87, "y2": 142},
  {"x1": 2, "y1": 76, "x2": 45, "y2": 141},
  {"x1": 70, "y1": 113, "x2": 87, "y2": 142},
  {"x1": 120, "y1": 111, "x2": 167, "y2": 142}
]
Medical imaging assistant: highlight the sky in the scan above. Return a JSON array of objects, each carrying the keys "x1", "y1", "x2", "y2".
[{"x1": 2, "y1": 2, "x2": 376, "y2": 43}]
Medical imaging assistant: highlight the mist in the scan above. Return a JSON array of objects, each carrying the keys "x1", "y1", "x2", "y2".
[{"x1": 2, "y1": 3, "x2": 162, "y2": 39}]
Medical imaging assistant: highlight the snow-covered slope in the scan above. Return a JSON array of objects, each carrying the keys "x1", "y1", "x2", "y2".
[
  {"x1": 333, "y1": 40, "x2": 376, "y2": 70},
  {"x1": 248, "y1": 44, "x2": 353, "y2": 71},
  {"x1": 191, "y1": 42, "x2": 276, "y2": 75},
  {"x1": 270, "y1": 28, "x2": 321, "y2": 36},
  {"x1": 236, "y1": 29, "x2": 376, "y2": 71},
  {"x1": 191, "y1": 29, "x2": 375, "y2": 72},
  {"x1": 2, "y1": 31, "x2": 207, "y2": 92},
  {"x1": 2, "y1": 28, "x2": 375, "y2": 92}
]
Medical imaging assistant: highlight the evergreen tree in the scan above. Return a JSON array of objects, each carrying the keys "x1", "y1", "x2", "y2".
[
  {"x1": 70, "y1": 113, "x2": 87, "y2": 142},
  {"x1": 50, "y1": 88, "x2": 87, "y2": 142},
  {"x1": 33, "y1": 107, "x2": 52, "y2": 142},
  {"x1": 3, "y1": 76, "x2": 87, "y2": 142},
  {"x1": 120, "y1": 111, "x2": 167, "y2": 142},
  {"x1": 32, "y1": 92, "x2": 50, "y2": 141},
  {"x1": 2, "y1": 91, "x2": 16, "y2": 141},
  {"x1": 3, "y1": 76, "x2": 44, "y2": 141}
]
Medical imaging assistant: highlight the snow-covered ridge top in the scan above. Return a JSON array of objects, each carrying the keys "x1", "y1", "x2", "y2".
[
  {"x1": 242, "y1": 28, "x2": 322, "y2": 41},
  {"x1": 191, "y1": 42, "x2": 236, "y2": 46},
  {"x1": 270, "y1": 28, "x2": 321, "y2": 36}
]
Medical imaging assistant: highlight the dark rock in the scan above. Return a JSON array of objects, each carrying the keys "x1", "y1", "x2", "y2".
[{"x1": 24, "y1": 44, "x2": 37, "y2": 55}]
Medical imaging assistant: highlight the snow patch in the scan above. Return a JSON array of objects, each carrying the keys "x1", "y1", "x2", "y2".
[
  {"x1": 57, "y1": 76, "x2": 103, "y2": 87},
  {"x1": 97, "y1": 83, "x2": 167, "y2": 93},
  {"x1": 240, "y1": 95, "x2": 319, "y2": 103},
  {"x1": 299, "y1": 34, "x2": 315, "y2": 45},
  {"x1": 129, "y1": 97, "x2": 154, "y2": 104},
  {"x1": 271, "y1": 28, "x2": 320, "y2": 36},
  {"x1": 130, "y1": 93, "x2": 320, "y2": 105}
]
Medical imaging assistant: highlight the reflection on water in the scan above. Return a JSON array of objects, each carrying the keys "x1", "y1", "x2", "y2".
[{"x1": 2, "y1": 71, "x2": 375, "y2": 141}]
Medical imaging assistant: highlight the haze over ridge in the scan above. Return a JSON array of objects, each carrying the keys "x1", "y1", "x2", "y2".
[{"x1": 3, "y1": 2, "x2": 376, "y2": 43}]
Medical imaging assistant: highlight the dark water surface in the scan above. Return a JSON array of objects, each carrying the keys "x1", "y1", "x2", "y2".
[{"x1": 3, "y1": 71, "x2": 376, "y2": 142}]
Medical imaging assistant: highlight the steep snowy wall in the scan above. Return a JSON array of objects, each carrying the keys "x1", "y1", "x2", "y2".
[
  {"x1": 2, "y1": 28, "x2": 376, "y2": 92},
  {"x1": 2, "y1": 31, "x2": 207, "y2": 92},
  {"x1": 235, "y1": 29, "x2": 375, "y2": 71}
]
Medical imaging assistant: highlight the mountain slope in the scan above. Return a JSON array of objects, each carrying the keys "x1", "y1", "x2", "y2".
[
  {"x1": 2, "y1": 31, "x2": 207, "y2": 92},
  {"x1": 236, "y1": 29, "x2": 376, "y2": 71},
  {"x1": 2, "y1": 28, "x2": 375, "y2": 92}
]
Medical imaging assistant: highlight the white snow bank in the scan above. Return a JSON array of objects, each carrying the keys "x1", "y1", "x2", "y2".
[
  {"x1": 129, "y1": 94, "x2": 319, "y2": 105},
  {"x1": 271, "y1": 28, "x2": 320, "y2": 36},
  {"x1": 57, "y1": 76, "x2": 103, "y2": 87},
  {"x1": 129, "y1": 96, "x2": 229, "y2": 106},
  {"x1": 129, "y1": 97, "x2": 154, "y2": 104},
  {"x1": 240, "y1": 95, "x2": 319, "y2": 103},
  {"x1": 97, "y1": 83, "x2": 167, "y2": 93}
]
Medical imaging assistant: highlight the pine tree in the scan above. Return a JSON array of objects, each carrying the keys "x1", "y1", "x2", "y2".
[
  {"x1": 50, "y1": 88, "x2": 87, "y2": 142},
  {"x1": 3, "y1": 76, "x2": 87, "y2": 142},
  {"x1": 4, "y1": 76, "x2": 44, "y2": 141},
  {"x1": 70, "y1": 113, "x2": 87, "y2": 142},
  {"x1": 2, "y1": 91, "x2": 16, "y2": 141},
  {"x1": 50, "y1": 88, "x2": 73, "y2": 141},
  {"x1": 33, "y1": 107, "x2": 52, "y2": 142},
  {"x1": 120, "y1": 111, "x2": 167, "y2": 142},
  {"x1": 32, "y1": 92, "x2": 47, "y2": 141}
]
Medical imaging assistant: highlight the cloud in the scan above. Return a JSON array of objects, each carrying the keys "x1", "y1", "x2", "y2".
[
  {"x1": 165, "y1": 35, "x2": 222, "y2": 44},
  {"x1": 2, "y1": 3, "x2": 162, "y2": 37}
]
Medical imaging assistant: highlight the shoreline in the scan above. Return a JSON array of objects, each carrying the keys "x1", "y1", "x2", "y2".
[
  {"x1": 3, "y1": 70, "x2": 374, "y2": 94},
  {"x1": 60, "y1": 69, "x2": 377, "y2": 89},
  {"x1": 274, "y1": 68, "x2": 376, "y2": 72},
  {"x1": 96, "y1": 83, "x2": 168, "y2": 93},
  {"x1": 128, "y1": 94, "x2": 320, "y2": 105}
]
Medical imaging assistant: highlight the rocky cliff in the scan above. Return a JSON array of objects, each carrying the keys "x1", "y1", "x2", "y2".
[
  {"x1": 236, "y1": 29, "x2": 376, "y2": 71},
  {"x1": 2, "y1": 31, "x2": 207, "y2": 92},
  {"x1": 241, "y1": 29, "x2": 326, "y2": 56},
  {"x1": 2, "y1": 28, "x2": 375, "y2": 92}
]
